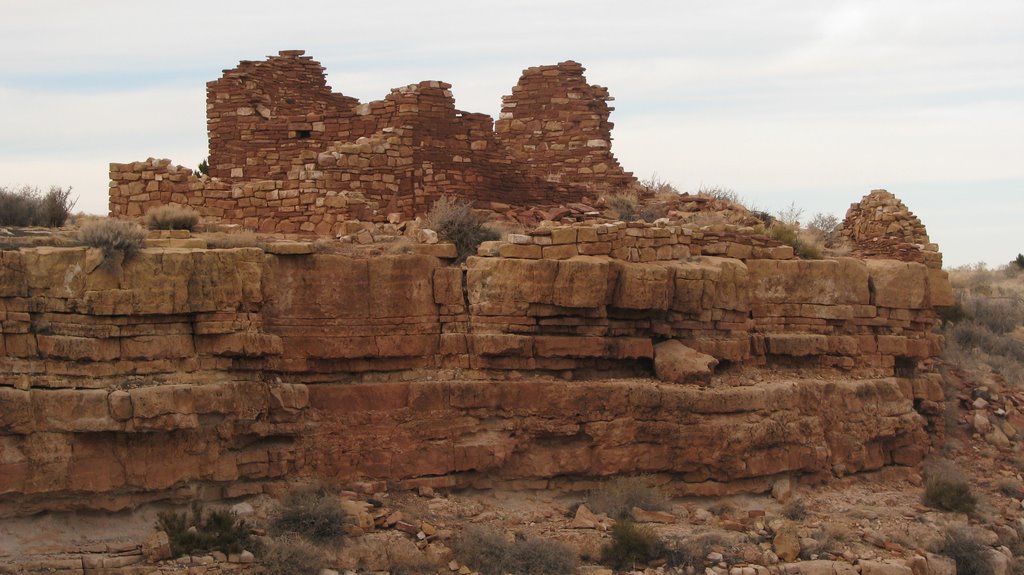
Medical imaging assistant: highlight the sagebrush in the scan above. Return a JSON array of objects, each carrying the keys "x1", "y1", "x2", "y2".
[
  {"x1": 257, "y1": 535, "x2": 324, "y2": 575},
  {"x1": 600, "y1": 520, "x2": 663, "y2": 570},
  {"x1": 424, "y1": 197, "x2": 500, "y2": 262},
  {"x1": 145, "y1": 205, "x2": 200, "y2": 230},
  {"x1": 452, "y1": 527, "x2": 576, "y2": 575},
  {"x1": 271, "y1": 486, "x2": 348, "y2": 543},
  {"x1": 603, "y1": 191, "x2": 640, "y2": 222},
  {"x1": 937, "y1": 527, "x2": 994, "y2": 575},
  {"x1": 585, "y1": 475, "x2": 670, "y2": 520},
  {"x1": 0, "y1": 185, "x2": 76, "y2": 228},
  {"x1": 156, "y1": 503, "x2": 251, "y2": 557},
  {"x1": 78, "y1": 219, "x2": 146, "y2": 259},
  {"x1": 922, "y1": 460, "x2": 977, "y2": 514}
]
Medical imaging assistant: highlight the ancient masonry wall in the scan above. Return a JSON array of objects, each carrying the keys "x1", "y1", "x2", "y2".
[
  {"x1": 0, "y1": 244, "x2": 955, "y2": 515},
  {"x1": 840, "y1": 189, "x2": 942, "y2": 268},
  {"x1": 109, "y1": 52, "x2": 637, "y2": 228}
]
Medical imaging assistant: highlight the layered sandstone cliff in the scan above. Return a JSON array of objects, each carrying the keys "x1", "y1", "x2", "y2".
[{"x1": 0, "y1": 232, "x2": 952, "y2": 516}]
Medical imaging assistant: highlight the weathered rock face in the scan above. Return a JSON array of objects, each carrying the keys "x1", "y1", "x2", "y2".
[{"x1": 0, "y1": 240, "x2": 951, "y2": 515}]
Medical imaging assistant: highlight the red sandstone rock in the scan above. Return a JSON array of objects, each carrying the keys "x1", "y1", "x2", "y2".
[{"x1": 653, "y1": 340, "x2": 718, "y2": 384}]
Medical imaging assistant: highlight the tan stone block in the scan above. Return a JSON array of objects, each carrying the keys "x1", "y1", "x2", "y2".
[
  {"x1": 534, "y1": 336, "x2": 606, "y2": 358},
  {"x1": 37, "y1": 335, "x2": 119, "y2": 361},
  {"x1": 553, "y1": 257, "x2": 609, "y2": 308},
  {"x1": 866, "y1": 260, "x2": 929, "y2": 309},
  {"x1": 549, "y1": 227, "x2": 578, "y2": 245},
  {"x1": 765, "y1": 334, "x2": 829, "y2": 356},
  {"x1": 413, "y1": 243, "x2": 459, "y2": 259},
  {"x1": 470, "y1": 334, "x2": 533, "y2": 357},
  {"x1": 578, "y1": 241, "x2": 611, "y2": 255},
  {"x1": 498, "y1": 243, "x2": 542, "y2": 259},
  {"x1": 612, "y1": 262, "x2": 672, "y2": 310},
  {"x1": 542, "y1": 244, "x2": 578, "y2": 260}
]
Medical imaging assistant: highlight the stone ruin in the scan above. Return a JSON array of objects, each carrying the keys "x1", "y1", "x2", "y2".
[
  {"x1": 0, "y1": 51, "x2": 958, "y2": 518},
  {"x1": 840, "y1": 189, "x2": 943, "y2": 269},
  {"x1": 109, "y1": 50, "x2": 635, "y2": 232}
]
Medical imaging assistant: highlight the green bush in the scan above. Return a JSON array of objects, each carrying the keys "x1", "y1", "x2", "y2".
[
  {"x1": 424, "y1": 197, "x2": 500, "y2": 262},
  {"x1": 922, "y1": 461, "x2": 977, "y2": 514},
  {"x1": 586, "y1": 476, "x2": 670, "y2": 520},
  {"x1": 600, "y1": 520, "x2": 663, "y2": 570},
  {"x1": 78, "y1": 219, "x2": 146, "y2": 259},
  {"x1": 0, "y1": 185, "x2": 77, "y2": 227},
  {"x1": 453, "y1": 527, "x2": 576, "y2": 575},
  {"x1": 156, "y1": 503, "x2": 252, "y2": 557},
  {"x1": 197, "y1": 158, "x2": 210, "y2": 177},
  {"x1": 257, "y1": 535, "x2": 324, "y2": 575},
  {"x1": 145, "y1": 205, "x2": 200, "y2": 231},
  {"x1": 271, "y1": 486, "x2": 347, "y2": 543},
  {"x1": 937, "y1": 527, "x2": 994, "y2": 575}
]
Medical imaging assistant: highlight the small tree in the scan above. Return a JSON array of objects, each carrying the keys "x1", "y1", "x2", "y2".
[{"x1": 1014, "y1": 253, "x2": 1024, "y2": 269}]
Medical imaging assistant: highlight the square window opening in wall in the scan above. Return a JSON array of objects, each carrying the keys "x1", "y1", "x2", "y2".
[{"x1": 295, "y1": 130, "x2": 312, "y2": 139}]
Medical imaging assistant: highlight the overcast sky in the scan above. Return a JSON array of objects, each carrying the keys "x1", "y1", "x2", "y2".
[{"x1": 1, "y1": 0, "x2": 1021, "y2": 267}]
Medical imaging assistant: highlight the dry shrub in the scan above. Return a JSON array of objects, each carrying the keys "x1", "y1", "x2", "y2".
[
  {"x1": 922, "y1": 460, "x2": 977, "y2": 514},
  {"x1": 764, "y1": 222, "x2": 823, "y2": 259},
  {"x1": 603, "y1": 191, "x2": 640, "y2": 222},
  {"x1": 271, "y1": 486, "x2": 347, "y2": 543},
  {"x1": 600, "y1": 521, "x2": 663, "y2": 570},
  {"x1": 781, "y1": 498, "x2": 808, "y2": 520},
  {"x1": 156, "y1": 503, "x2": 252, "y2": 557},
  {"x1": 0, "y1": 185, "x2": 76, "y2": 227},
  {"x1": 638, "y1": 173, "x2": 680, "y2": 196},
  {"x1": 257, "y1": 535, "x2": 324, "y2": 575},
  {"x1": 696, "y1": 185, "x2": 740, "y2": 205},
  {"x1": 145, "y1": 205, "x2": 200, "y2": 231},
  {"x1": 424, "y1": 197, "x2": 499, "y2": 262},
  {"x1": 386, "y1": 237, "x2": 417, "y2": 255},
  {"x1": 586, "y1": 476, "x2": 670, "y2": 520},
  {"x1": 936, "y1": 527, "x2": 994, "y2": 575},
  {"x1": 665, "y1": 533, "x2": 734, "y2": 568},
  {"x1": 206, "y1": 232, "x2": 259, "y2": 249},
  {"x1": 78, "y1": 219, "x2": 146, "y2": 259},
  {"x1": 995, "y1": 477, "x2": 1024, "y2": 498},
  {"x1": 453, "y1": 527, "x2": 575, "y2": 575}
]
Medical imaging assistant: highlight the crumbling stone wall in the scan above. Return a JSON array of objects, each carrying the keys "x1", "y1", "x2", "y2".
[
  {"x1": 111, "y1": 51, "x2": 637, "y2": 228},
  {"x1": 495, "y1": 61, "x2": 634, "y2": 194},
  {"x1": 840, "y1": 189, "x2": 942, "y2": 269}
]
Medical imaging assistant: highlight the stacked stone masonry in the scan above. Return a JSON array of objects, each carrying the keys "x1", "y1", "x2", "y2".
[
  {"x1": 109, "y1": 51, "x2": 636, "y2": 229},
  {"x1": 0, "y1": 243, "x2": 953, "y2": 515},
  {"x1": 840, "y1": 189, "x2": 942, "y2": 268}
]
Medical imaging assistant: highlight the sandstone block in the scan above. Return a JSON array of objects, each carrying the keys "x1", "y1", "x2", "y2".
[
  {"x1": 748, "y1": 258, "x2": 869, "y2": 305},
  {"x1": 654, "y1": 340, "x2": 718, "y2": 384},
  {"x1": 499, "y1": 243, "x2": 542, "y2": 259},
  {"x1": 866, "y1": 260, "x2": 930, "y2": 309},
  {"x1": 553, "y1": 257, "x2": 609, "y2": 308},
  {"x1": 765, "y1": 334, "x2": 829, "y2": 356},
  {"x1": 612, "y1": 261, "x2": 672, "y2": 310}
]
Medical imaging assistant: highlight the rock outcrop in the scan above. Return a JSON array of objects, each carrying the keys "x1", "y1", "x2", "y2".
[{"x1": 0, "y1": 230, "x2": 952, "y2": 515}]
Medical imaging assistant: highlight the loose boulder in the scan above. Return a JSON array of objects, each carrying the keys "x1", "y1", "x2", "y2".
[{"x1": 653, "y1": 340, "x2": 718, "y2": 384}]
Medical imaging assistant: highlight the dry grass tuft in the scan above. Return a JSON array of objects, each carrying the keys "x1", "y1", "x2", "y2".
[
  {"x1": 145, "y1": 205, "x2": 200, "y2": 231},
  {"x1": 78, "y1": 219, "x2": 146, "y2": 260}
]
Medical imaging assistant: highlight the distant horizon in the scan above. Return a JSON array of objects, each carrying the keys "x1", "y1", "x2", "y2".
[{"x1": 2, "y1": 1, "x2": 1021, "y2": 268}]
